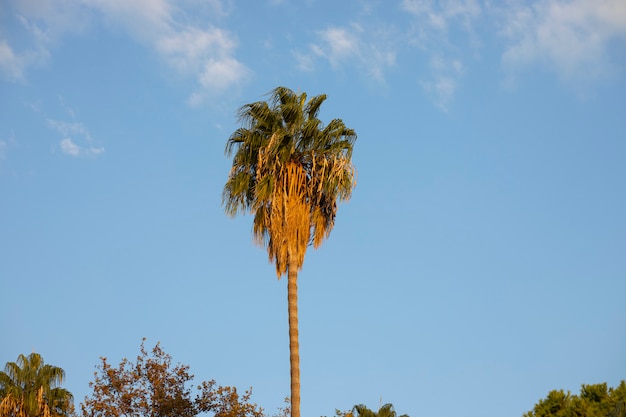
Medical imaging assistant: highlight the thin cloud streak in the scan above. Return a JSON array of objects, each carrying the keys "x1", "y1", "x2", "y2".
[
  {"x1": 400, "y1": 0, "x2": 482, "y2": 110},
  {"x1": 496, "y1": 0, "x2": 626, "y2": 83}
]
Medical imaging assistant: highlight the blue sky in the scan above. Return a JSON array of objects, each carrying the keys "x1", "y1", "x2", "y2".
[{"x1": 1, "y1": 0, "x2": 625, "y2": 416}]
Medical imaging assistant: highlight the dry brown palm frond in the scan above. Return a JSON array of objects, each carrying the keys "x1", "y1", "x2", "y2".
[
  {"x1": 0, "y1": 387, "x2": 52, "y2": 417},
  {"x1": 0, "y1": 394, "x2": 18, "y2": 417},
  {"x1": 261, "y1": 162, "x2": 311, "y2": 276}
]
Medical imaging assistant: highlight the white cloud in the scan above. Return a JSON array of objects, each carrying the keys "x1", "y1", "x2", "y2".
[
  {"x1": 401, "y1": 0, "x2": 482, "y2": 110},
  {"x1": 315, "y1": 27, "x2": 360, "y2": 67},
  {"x1": 198, "y1": 57, "x2": 248, "y2": 90},
  {"x1": 0, "y1": 40, "x2": 25, "y2": 81},
  {"x1": 157, "y1": 27, "x2": 236, "y2": 71},
  {"x1": 12, "y1": 0, "x2": 91, "y2": 36},
  {"x1": 0, "y1": 134, "x2": 18, "y2": 161},
  {"x1": 59, "y1": 138, "x2": 104, "y2": 157},
  {"x1": 0, "y1": 14, "x2": 53, "y2": 82},
  {"x1": 85, "y1": 0, "x2": 249, "y2": 102},
  {"x1": 420, "y1": 55, "x2": 465, "y2": 111},
  {"x1": 299, "y1": 23, "x2": 396, "y2": 82},
  {"x1": 422, "y1": 76, "x2": 456, "y2": 111},
  {"x1": 60, "y1": 138, "x2": 80, "y2": 156},
  {"x1": 48, "y1": 119, "x2": 104, "y2": 157},
  {"x1": 86, "y1": 0, "x2": 173, "y2": 41},
  {"x1": 156, "y1": 25, "x2": 250, "y2": 100},
  {"x1": 0, "y1": 0, "x2": 86, "y2": 82},
  {"x1": 2, "y1": 0, "x2": 249, "y2": 101},
  {"x1": 401, "y1": 0, "x2": 481, "y2": 34},
  {"x1": 188, "y1": 56, "x2": 250, "y2": 106},
  {"x1": 294, "y1": 50, "x2": 316, "y2": 72},
  {"x1": 47, "y1": 120, "x2": 89, "y2": 137},
  {"x1": 497, "y1": 0, "x2": 626, "y2": 83}
]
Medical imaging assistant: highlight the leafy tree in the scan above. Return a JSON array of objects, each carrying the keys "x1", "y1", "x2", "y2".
[
  {"x1": 0, "y1": 352, "x2": 73, "y2": 417},
  {"x1": 350, "y1": 403, "x2": 408, "y2": 417},
  {"x1": 223, "y1": 86, "x2": 357, "y2": 417},
  {"x1": 523, "y1": 381, "x2": 626, "y2": 417},
  {"x1": 81, "y1": 340, "x2": 264, "y2": 417}
]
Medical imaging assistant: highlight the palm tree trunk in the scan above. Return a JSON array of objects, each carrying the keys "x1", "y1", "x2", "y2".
[{"x1": 287, "y1": 261, "x2": 300, "y2": 417}]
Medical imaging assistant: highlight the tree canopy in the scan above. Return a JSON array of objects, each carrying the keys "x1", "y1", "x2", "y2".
[
  {"x1": 350, "y1": 403, "x2": 408, "y2": 417},
  {"x1": 0, "y1": 352, "x2": 73, "y2": 417},
  {"x1": 523, "y1": 381, "x2": 626, "y2": 417},
  {"x1": 81, "y1": 340, "x2": 264, "y2": 417}
]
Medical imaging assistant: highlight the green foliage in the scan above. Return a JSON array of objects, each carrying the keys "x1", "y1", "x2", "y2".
[
  {"x1": 223, "y1": 86, "x2": 357, "y2": 277},
  {"x1": 524, "y1": 381, "x2": 626, "y2": 417},
  {"x1": 81, "y1": 339, "x2": 264, "y2": 417},
  {"x1": 349, "y1": 403, "x2": 408, "y2": 417},
  {"x1": 0, "y1": 352, "x2": 74, "y2": 417}
]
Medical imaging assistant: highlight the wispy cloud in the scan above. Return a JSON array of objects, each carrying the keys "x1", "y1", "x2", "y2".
[
  {"x1": 86, "y1": 0, "x2": 250, "y2": 104},
  {"x1": 401, "y1": 0, "x2": 482, "y2": 110},
  {"x1": 401, "y1": 0, "x2": 481, "y2": 34},
  {"x1": 0, "y1": 0, "x2": 91, "y2": 82},
  {"x1": 47, "y1": 119, "x2": 104, "y2": 157},
  {"x1": 0, "y1": 132, "x2": 18, "y2": 162},
  {"x1": 155, "y1": 25, "x2": 250, "y2": 105},
  {"x1": 314, "y1": 27, "x2": 361, "y2": 68},
  {"x1": 60, "y1": 138, "x2": 81, "y2": 156},
  {"x1": 420, "y1": 55, "x2": 465, "y2": 112},
  {"x1": 0, "y1": 40, "x2": 25, "y2": 81},
  {"x1": 495, "y1": 0, "x2": 626, "y2": 84},
  {"x1": 297, "y1": 23, "x2": 396, "y2": 83},
  {"x1": 0, "y1": 16, "x2": 52, "y2": 82},
  {"x1": 11, "y1": 0, "x2": 91, "y2": 36},
  {"x1": 1, "y1": 0, "x2": 249, "y2": 102}
]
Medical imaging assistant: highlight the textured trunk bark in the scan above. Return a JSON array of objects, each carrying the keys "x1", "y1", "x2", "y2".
[{"x1": 287, "y1": 260, "x2": 300, "y2": 417}]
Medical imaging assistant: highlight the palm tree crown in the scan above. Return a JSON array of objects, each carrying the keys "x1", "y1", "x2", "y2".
[
  {"x1": 0, "y1": 353, "x2": 73, "y2": 417},
  {"x1": 352, "y1": 403, "x2": 409, "y2": 417},
  {"x1": 223, "y1": 86, "x2": 357, "y2": 276}
]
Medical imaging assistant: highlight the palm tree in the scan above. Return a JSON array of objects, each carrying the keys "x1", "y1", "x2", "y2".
[
  {"x1": 223, "y1": 86, "x2": 357, "y2": 417},
  {"x1": 0, "y1": 353, "x2": 73, "y2": 417},
  {"x1": 352, "y1": 403, "x2": 409, "y2": 417}
]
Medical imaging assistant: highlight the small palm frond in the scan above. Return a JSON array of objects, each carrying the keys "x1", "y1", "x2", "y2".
[{"x1": 353, "y1": 404, "x2": 377, "y2": 417}]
